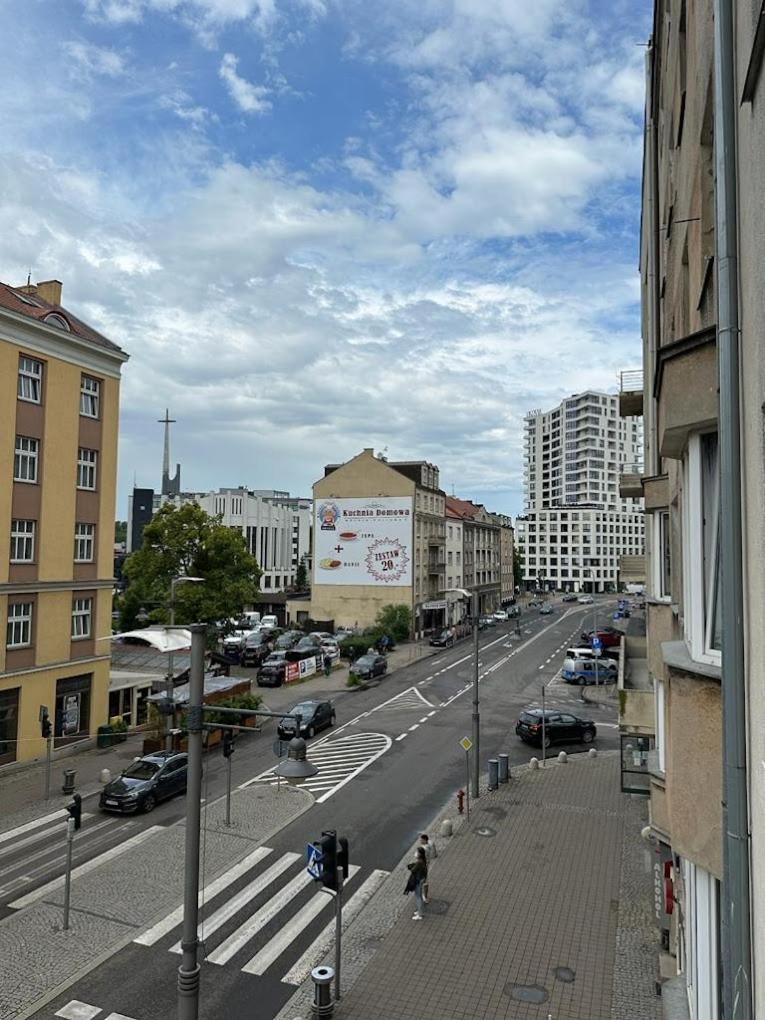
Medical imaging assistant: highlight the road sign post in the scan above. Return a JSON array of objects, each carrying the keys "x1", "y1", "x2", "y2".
[
  {"x1": 62, "y1": 817, "x2": 75, "y2": 930},
  {"x1": 335, "y1": 865, "x2": 344, "y2": 1000},
  {"x1": 460, "y1": 736, "x2": 472, "y2": 821}
]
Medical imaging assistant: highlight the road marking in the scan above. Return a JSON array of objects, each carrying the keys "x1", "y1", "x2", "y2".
[
  {"x1": 395, "y1": 733, "x2": 407, "y2": 741},
  {"x1": 0, "y1": 809, "x2": 69, "y2": 847},
  {"x1": 241, "y1": 867, "x2": 362, "y2": 975},
  {"x1": 55, "y1": 1003, "x2": 102, "y2": 1020},
  {"x1": 134, "y1": 846, "x2": 272, "y2": 946},
  {"x1": 282, "y1": 869, "x2": 388, "y2": 986},
  {"x1": 427, "y1": 710, "x2": 437, "y2": 717},
  {"x1": 418, "y1": 716, "x2": 429, "y2": 723},
  {"x1": 366, "y1": 686, "x2": 434, "y2": 714},
  {"x1": 10, "y1": 826, "x2": 164, "y2": 910},
  {"x1": 408, "y1": 724, "x2": 419, "y2": 732}
]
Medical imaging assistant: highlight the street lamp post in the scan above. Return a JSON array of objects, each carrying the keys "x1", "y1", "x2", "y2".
[
  {"x1": 445, "y1": 587, "x2": 480, "y2": 800},
  {"x1": 166, "y1": 576, "x2": 204, "y2": 750}
]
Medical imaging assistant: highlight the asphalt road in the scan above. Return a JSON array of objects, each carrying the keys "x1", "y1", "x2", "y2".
[{"x1": 24, "y1": 599, "x2": 620, "y2": 1020}]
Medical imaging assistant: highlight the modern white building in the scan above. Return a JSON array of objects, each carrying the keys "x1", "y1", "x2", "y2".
[{"x1": 517, "y1": 391, "x2": 644, "y2": 592}]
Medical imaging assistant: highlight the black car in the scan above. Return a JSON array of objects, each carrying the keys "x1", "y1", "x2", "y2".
[
  {"x1": 561, "y1": 593, "x2": 577, "y2": 602},
  {"x1": 286, "y1": 636, "x2": 322, "y2": 662},
  {"x1": 99, "y1": 751, "x2": 188, "y2": 814},
  {"x1": 241, "y1": 631, "x2": 273, "y2": 667},
  {"x1": 515, "y1": 709, "x2": 597, "y2": 749},
  {"x1": 275, "y1": 630, "x2": 303, "y2": 651},
  {"x1": 277, "y1": 700, "x2": 335, "y2": 739},
  {"x1": 429, "y1": 629, "x2": 454, "y2": 647},
  {"x1": 349, "y1": 653, "x2": 388, "y2": 681},
  {"x1": 257, "y1": 651, "x2": 289, "y2": 687}
]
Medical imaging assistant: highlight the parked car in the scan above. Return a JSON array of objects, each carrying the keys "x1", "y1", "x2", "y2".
[
  {"x1": 506, "y1": 605, "x2": 521, "y2": 618},
  {"x1": 561, "y1": 593, "x2": 577, "y2": 603},
  {"x1": 539, "y1": 604, "x2": 553, "y2": 615},
  {"x1": 580, "y1": 627, "x2": 622, "y2": 649},
  {"x1": 565, "y1": 646, "x2": 598, "y2": 661},
  {"x1": 577, "y1": 595, "x2": 594, "y2": 604},
  {"x1": 492, "y1": 610, "x2": 508, "y2": 621},
  {"x1": 335, "y1": 627, "x2": 355, "y2": 641},
  {"x1": 99, "y1": 751, "x2": 188, "y2": 814},
  {"x1": 561, "y1": 657, "x2": 618, "y2": 685},
  {"x1": 222, "y1": 629, "x2": 250, "y2": 658},
  {"x1": 527, "y1": 599, "x2": 543, "y2": 608},
  {"x1": 241, "y1": 630, "x2": 274, "y2": 666},
  {"x1": 479, "y1": 615, "x2": 497, "y2": 628},
  {"x1": 277, "y1": 699, "x2": 335, "y2": 739},
  {"x1": 430, "y1": 628, "x2": 455, "y2": 647},
  {"x1": 349, "y1": 653, "x2": 388, "y2": 681},
  {"x1": 515, "y1": 709, "x2": 597, "y2": 748},
  {"x1": 310, "y1": 631, "x2": 335, "y2": 643},
  {"x1": 287, "y1": 636, "x2": 323, "y2": 661},
  {"x1": 275, "y1": 630, "x2": 303, "y2": 651},
  {"x1": 260, "y1": 614, "x2": 279, "y2": 629},
  {"x1": 257, "y1": 651, "x2": 289, "y2": 687}
]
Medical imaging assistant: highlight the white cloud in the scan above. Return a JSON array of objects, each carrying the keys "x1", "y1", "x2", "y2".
[
  {"x1": 63, "y1": 40, "x2": 128, "y2": 78},
  {"x1": 219, "y1": 53, "x2": 272, "y2": 114}
]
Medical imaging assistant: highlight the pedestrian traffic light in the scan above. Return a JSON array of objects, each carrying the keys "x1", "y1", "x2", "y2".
[
  {"x1": 41, "y1": 710, "x2": 51, "y2": 739},
  {"x1": 337, "y1": 836, "x2": 349, "y2": 879},
  {"x1": 66, "y1": 794, "x2": 82, "y2": 831},
  {"x1": 222, "y1": 729, "x2": 236, "y2": 759},
  {"x1": 319, "y1": 830, "x2": 338, "y2": 890}
]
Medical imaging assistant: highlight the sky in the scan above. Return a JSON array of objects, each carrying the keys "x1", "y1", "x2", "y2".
[{"x1": 1, "y1": 0, "x2": 651, "y2": 518}]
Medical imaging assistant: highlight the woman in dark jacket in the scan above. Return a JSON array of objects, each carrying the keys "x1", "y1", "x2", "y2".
[{"x1": 407, "y1": 846, "x2": 428, "y2": 920}]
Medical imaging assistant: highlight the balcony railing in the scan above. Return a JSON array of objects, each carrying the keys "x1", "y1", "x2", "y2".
[{"x1": 619, "y1": 369, "x2": 644, "y2": 418}]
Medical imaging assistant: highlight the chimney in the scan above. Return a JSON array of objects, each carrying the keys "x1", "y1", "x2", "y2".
[{"x1": 36, "y1": 280, "x2": 63, "y2": 306}]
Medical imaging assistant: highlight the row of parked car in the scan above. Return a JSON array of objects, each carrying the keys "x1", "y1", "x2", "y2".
[{"x1": 560, "y1": 625, "x2": 622, "y2": 685}]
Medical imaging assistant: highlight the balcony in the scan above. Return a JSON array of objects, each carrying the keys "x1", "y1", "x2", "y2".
[
  {"x1": 618, "y1": 555, "x2": 646, "y2": 585},
  {"x1": 428, "y1": 559, "x2": 445, "y2": 576},
  {"x1": 619, "y1": 369, "x2": 644, "y2": 418},
  {"x1": 427, "y1": 535, "x2": 445, "y2": 547},
  {"x1": 619, "y1": 462, "x2": 644, "y2": 499}
]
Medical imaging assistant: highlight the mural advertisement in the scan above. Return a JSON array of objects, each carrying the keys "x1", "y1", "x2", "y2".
[{"x1": 314, "y1": 497, "x2": 413, "y2": 586}]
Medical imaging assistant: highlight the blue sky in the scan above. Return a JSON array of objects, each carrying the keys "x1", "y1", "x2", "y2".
[{"x1": 1, "y1": 0, "x2": 651, "y2": 516}]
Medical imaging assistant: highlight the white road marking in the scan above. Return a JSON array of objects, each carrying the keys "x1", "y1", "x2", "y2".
[
  {"x1": 418, "y1": 716, "x2": 429, "y2": 723},
  {"x1": 55, "y1": 1003, "x2": 102, "y2": 1020},
  {"x1": 0, "y1": 809, "x2": 69, "y2": 847},
  {"x1": 395, "y1": 733, "x2": 407, "y2": 741},
  {"x1": 282, "y1": 869, "x2": 388, "y2": 986},
  {"x1": 10, "y1": 826, "x2": 164, "y2": 910},
  {"x1": 427, "y1": 710, "x2": 437, "y2": 717},
  {"x1": 134, "y1": 846, "x2": 272, "y2": 946},
  {"x1": 242, "y1": 867, "x2": 361, "y2": 975},
  {"x1": 408, "y1": 724, "x2": 419, "y2": 732}
]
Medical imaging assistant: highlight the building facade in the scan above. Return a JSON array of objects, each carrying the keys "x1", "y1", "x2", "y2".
[
  {"x1": 492, "y1": 512, "x2": 515, "y2": 604},
  {"x1": 517, "y1": 391, "x2": 644, "y2": 592},
  {"x1": 0, "y1": 279, "x2": 127, "y2": 765},
  {"x1": 445, "y1": 497, "x2": 501, "y2": 614}
]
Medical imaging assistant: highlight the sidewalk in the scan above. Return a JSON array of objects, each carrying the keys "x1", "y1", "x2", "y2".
[
  {"x1": 280, "y1": 752, "x2": 661, "y2": 1020},
  {"x1": 0, "y1": 636, "x2": 439, "y2": 832}
]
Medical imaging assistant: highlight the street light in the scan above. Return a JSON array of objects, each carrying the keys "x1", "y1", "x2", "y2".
[
  {"x1": 166, "y1": 576, "x2": 204, "y2": 750},
  {"x1": 274, "y1": 737, "x2": 319, "y2": 784},
  {"x1": 445, "y1": 586, "x2": 480, "y2": 800}
]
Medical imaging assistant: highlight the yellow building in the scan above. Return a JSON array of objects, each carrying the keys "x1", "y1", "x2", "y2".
[{"x1": 0, "y1": 279, "x2": 128, "y2": 766}]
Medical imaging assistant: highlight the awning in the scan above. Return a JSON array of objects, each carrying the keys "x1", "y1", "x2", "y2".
[{"x1": 111, "y1": 628, "x2": 193, "y2": 653}]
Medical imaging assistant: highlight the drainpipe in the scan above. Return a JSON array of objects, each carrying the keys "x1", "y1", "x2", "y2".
[
  {"x1": 647, "y1": 36, "x2": 661, "y2": 477},
  {"x1": 713, "y1": 1, "x2": 753, "y2": 1016}
]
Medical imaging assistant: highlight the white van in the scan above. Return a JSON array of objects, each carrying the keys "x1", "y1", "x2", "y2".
[
  {"x1": 260, "y1": 614, "x2": 278, "y2": 630},
  {"x1": 242, "y1": 611, "x2": 261, "y2": 628},
  {"x1": 565, "y1": 646, "x2": 597, "y2": 661}
]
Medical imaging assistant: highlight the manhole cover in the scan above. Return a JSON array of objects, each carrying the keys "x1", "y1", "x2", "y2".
[
  {"x1": 504, "y1": 983, "x2": 549, "y2": 1004},
  {"x1": 474, "y1": 826, "x2": 497, "y2": 837},
  {"x1": 554, "y1": 966, "x2": 576, "y2": 983}
]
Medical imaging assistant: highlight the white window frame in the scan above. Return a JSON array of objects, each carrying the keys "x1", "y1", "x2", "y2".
[
  {"x1": 10, "y1": 519, "x2": 35, "y2": 563},
  {"x1": 652, "y1": 510, "x2": 672, "y2": 602},
  {"x1": 7, "y1": 602, "x2": 33, "y2": 648},
  {"x1": 71, "y1": 597, "x2": 93, "y2": 639},
  {"x1": 682, "y1": 433, "x2": 721, "y2": 665},
  {"x1": 14, "y1": 435, "x2": 39, "y2": 483},
  {"x1": 74, "y1": 523, "x2": 95, "y2": 563},
  {"x1": 18, "y1": 356, "x2": 42, "y2": 403},
  {"x1": 683, "y1": 860, "x2": 720, "y2": 1020},
  {"x1": 654, "y1": 678, "x2": 666, "y2": 773},
  {"x1": 76, "y1": 448, "x2": 98, "y2": 490},
  {"x1": 80, "y1": 375, "x2": 100, "y2": 418}
]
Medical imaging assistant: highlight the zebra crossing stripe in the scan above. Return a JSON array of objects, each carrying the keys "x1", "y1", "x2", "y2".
[
  {"x1": 282, "y1": 869, "x2": 389, "y2": 986},
  {"x1": 134, "y1": 845, "x2": 272, "y2": 946},
  {"x1": 367, "y1": 686, "x2": 434, "y2": 713},
  {"x1": 168, "y1": 852, "x2": 300, "y2": 953},
  {"x1": 242, "y1": 866, "x2": 361, "y2": 975}
]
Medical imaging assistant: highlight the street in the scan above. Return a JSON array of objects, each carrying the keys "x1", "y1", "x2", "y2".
[{"x1": 7, "y1": 601, "x2": 618, "y2": 1020}]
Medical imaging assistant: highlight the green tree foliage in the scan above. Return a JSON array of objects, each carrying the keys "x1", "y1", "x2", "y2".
[
  {"x1": 513, "y1": 544, "x2": 524, "y2": 588},
  {"x1": 114, "y1": 520, "x2": 127, "y2": 544},
  {"x1": 118, "y1": 503, "x2": 261, "y2": 631},
  {"x1": 295, "y1": 555, "x2": 309, "y2": 590},
  {"x1": 374, "y1": 603, "x2": 412, "y2": 643}
]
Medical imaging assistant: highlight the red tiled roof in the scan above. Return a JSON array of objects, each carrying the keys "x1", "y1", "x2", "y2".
[
  {"x1": 0, "y1": 282, "x2": 125, "y2": 355},
  {"x1": 445, "y1": 495, "x2": 481, "y2": 519}
]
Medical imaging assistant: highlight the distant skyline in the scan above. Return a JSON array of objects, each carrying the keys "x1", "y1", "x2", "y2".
[{"x1": 1, "y1": 0, "x2": 650, "y2": 520}]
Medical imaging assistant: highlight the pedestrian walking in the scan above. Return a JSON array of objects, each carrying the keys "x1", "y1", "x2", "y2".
[
  {"x1": 405, "y1": 846, "x2": 428, "y2": 920},
  {"x1": 418, "y1": 833, "x2": 437, "y2": 903},
  {"x1": 323, "y1": 652, "x2": 332, "y2": 677}
]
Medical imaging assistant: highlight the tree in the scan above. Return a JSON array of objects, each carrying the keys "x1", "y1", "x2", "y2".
[
  {"x1": 513, "y1": 544, "x2": 524, "y2": 589},
  {"x1": 374, "y1": 604, "x2": 412, "y2": 643},
  {"x1": 115, "y1": 520, "x2": 127, "y2": 544},
  {"x1": 295, "y1": 555, "x2": 309, "y2": 591},
  {"x1": 119, "y1": 503, "x2": 261, "y2": 632}
]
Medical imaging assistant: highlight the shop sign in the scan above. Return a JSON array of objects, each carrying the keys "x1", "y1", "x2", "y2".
[{"x1": 63, "y1": 694, "x2": 80, "y2": 735}]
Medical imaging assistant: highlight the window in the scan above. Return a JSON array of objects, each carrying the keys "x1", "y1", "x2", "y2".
[
  {"x1": 14, "y1": 436, "x2": 39, "y2": 483},
  {"x1": 7, "y1": 602, "x2": 33, "y2": 648},
  {"x1": 77, "y1": 448, "x2": 98, "y2": 490},
  {"x1": 74, "y1": 523, "x2": 95, "y2": 562},
  {"x1": 18, "y1": 356, "x2": 42, "y2": 403},
  {"x1": 10, "y1": 520, "x2": 35, "y2": 563},
  {"x1": 683, "y1": 433, "x2": 721, "y2": 663},
  {"x1": 71, "y1": 598, "x2": 93, "y2": 639},
  {"x1": 654, "y1": 511, "x2": 672, "y2": 600},
  {"x1": 80, "y1": 375, "x2": 100, "y2": 418},
  {"x1": 654, "y1": 679, "x2": 666, "y2": 774}
]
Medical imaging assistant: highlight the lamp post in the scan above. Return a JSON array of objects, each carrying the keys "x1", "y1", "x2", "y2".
[
  {"x1": 166, "y1": 576, "x2": 204, "y2": 750},
  {"x1": 445, "y1": 587, "x2": 480, "y2": 799}
]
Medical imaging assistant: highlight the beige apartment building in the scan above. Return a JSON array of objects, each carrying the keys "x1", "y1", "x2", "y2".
[
  {"x1": 620, "y1": 2, "x2": 765, "y2": 1016},
  {"x1": 0, "y1": 280, "x2": 127, "y2": 766},
  {"x1": 445, "y1": 497, "x2": 500, "y2": 615},
  {"x1": 492, "y1": 512, "x2": 515, "y2": 605}
]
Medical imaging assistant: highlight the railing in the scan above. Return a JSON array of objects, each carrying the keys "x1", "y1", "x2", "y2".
[
  {"x1": 621, "y1": 462, "x2": 644, "y2": 475},
  {"x1": 620, "y1": 369, "x2": 643, "y2": 393}
]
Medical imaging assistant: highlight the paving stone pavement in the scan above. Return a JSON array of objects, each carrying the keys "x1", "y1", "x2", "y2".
[{"x1": 280, "y1": 752, "x2": 660, "y2": 1020}]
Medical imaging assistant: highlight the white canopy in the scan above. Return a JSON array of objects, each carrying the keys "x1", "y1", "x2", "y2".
[{"x1": 111, "y1": 628, "x2": 193, "y2": 653}]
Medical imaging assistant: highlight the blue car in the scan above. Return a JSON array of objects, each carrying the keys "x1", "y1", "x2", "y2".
[{"x1": 561, "y1": 657, "x2": 618, "y2": 686}]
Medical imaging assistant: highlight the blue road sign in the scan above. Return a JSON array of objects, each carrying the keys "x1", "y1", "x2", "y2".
[{"x1": 306, "y1": 843, "x2": 323, "y2": 880}]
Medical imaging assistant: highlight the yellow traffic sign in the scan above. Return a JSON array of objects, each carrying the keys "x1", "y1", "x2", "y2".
[{"x1": 460, "y1": 736, "x2": 472, "y2": 752}]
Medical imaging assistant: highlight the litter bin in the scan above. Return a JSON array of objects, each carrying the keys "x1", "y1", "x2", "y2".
[
  {"x1": 97, "y1": 725, "x2": 114, "y2": 749},
  {"x1": 62, "y1": 769, "x2": 76, "y2": 794}
]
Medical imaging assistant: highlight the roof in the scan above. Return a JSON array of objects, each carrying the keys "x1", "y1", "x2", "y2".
[
  {"x1": 0, "y1": 281, "x2": 126, "y2": 356},
  {"x1": 445, "y1": 495, "x2": 481, "y2": 519}
]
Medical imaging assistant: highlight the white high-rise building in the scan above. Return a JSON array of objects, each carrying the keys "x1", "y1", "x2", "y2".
[{"x1": 516, "y1": 390, "x2": 644, "y2": 592}]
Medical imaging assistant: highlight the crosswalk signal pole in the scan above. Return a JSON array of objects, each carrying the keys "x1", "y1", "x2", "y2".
[
  {"x1": 335, "y1": 866, "x2": 343, "y2": 1000},
  {"x1": 62, "y1": 817, "x2": 75, "y2": 930}
]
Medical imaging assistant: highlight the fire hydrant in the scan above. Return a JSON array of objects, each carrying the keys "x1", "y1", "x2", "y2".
[{"x1": 457, "y1": 788, "x2": 465, "y2": 814}]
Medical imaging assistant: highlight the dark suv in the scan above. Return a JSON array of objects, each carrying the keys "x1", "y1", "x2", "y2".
[
  {"x1": 515, "y1": 709, "x2": 596, "y2": 749},
  {"x1": 99, "y1": 751, "x2": 188, "y2": 813},
  {"x1": 277, "y1": 700, "x2": 335, "y2": 739},
  {"x1": 257, "y1": 651, "x2": 289, "y2": 687},
  {"x1": 241, "y1": 631, "x2": 273, "y2": 666}
]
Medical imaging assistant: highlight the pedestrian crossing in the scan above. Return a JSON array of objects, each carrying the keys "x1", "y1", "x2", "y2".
[
  {"x1": 368, "y1": 685, "x2": 434, "y2": 714},
  {"x1": 241, "y1": 731, "x2": 391, "y2": 804},
  {"x1": 55, "y1": 1001, "x2": 135, "y2": 1020},
  {"x1": 132, "y1": 845, "x2": 389, "y2": 985}
]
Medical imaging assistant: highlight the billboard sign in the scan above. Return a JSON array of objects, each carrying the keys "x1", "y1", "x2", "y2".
[{"x1": 314, "y1": 497, "x2": 413, "y2": 586}]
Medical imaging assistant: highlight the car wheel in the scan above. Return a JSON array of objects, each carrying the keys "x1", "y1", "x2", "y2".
[
  {"x1": 142, "y1": 794, "x2": 156, "y2": 813},
  {"x1": 582, "y1": 729, "x2": 595, "y2": 744},
  {"x1": 541, "y1": 733, "x2": 551, "y2": 749}
]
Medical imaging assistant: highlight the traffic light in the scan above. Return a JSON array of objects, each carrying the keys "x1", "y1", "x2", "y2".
[
  {"x1": 41, "y1": 711, "x2": 51, "y2": 739},
  {"x1": 222, "y1": 729, "x2": 236, "y2": 759},
  {"x1": 337, "y1": 836, "x2": 349, "y2": 879},
  {"x1": 66, "y1": 794, "x2": 82, "y2": 831},
  {"x1": 319, "y1": 830, "x2": 338, "y2": 890}
]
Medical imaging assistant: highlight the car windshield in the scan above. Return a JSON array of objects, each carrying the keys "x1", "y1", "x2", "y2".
[
  {"x1": 265, "y1": 653, "x2": 286, "y2": 664},
  {"x1": 247, "y1": 633, "x2": 266, "y2": 645},
  {"x1": 290, "y1": 702, "x2": 316, "y2": 717},
  {"x1": 123, "y1": 761, "x2": 160, "y2": 780},
  {"x1": 355, "y1": 655, "x2": 375, "y2": 666}
]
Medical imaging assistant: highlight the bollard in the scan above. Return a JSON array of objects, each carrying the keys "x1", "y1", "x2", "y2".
[
  {"x1": 440, "y1": 818, "x2": 453, "y2": 838},
  {"x1": 529, "y1": 757, "x2": 539, "y2": 770},
  {"x1": 456, "y1": 789, "x2": 465, "y2": 814},
  {"x1": 100, "y1": 769, "x2": 111, "y2": 785},
  {"x1": 498, "y1": 753, "x2": 509, "y2": 784},
  {"x1": 588, "y1": 747, "x2": 598, "y2": 758},
  {"x1": 488, "y1": 758, "x2": 499, "y2": 790},
  {"x1": 557, "y1": 751, "x2": 568, "y2": 763},
  {"x1": 310, "y1": 965, "x2": 335, "y2": 1018},
  {"x1": 62, "y1": 769, "x2": 76, "y2": 794}
]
